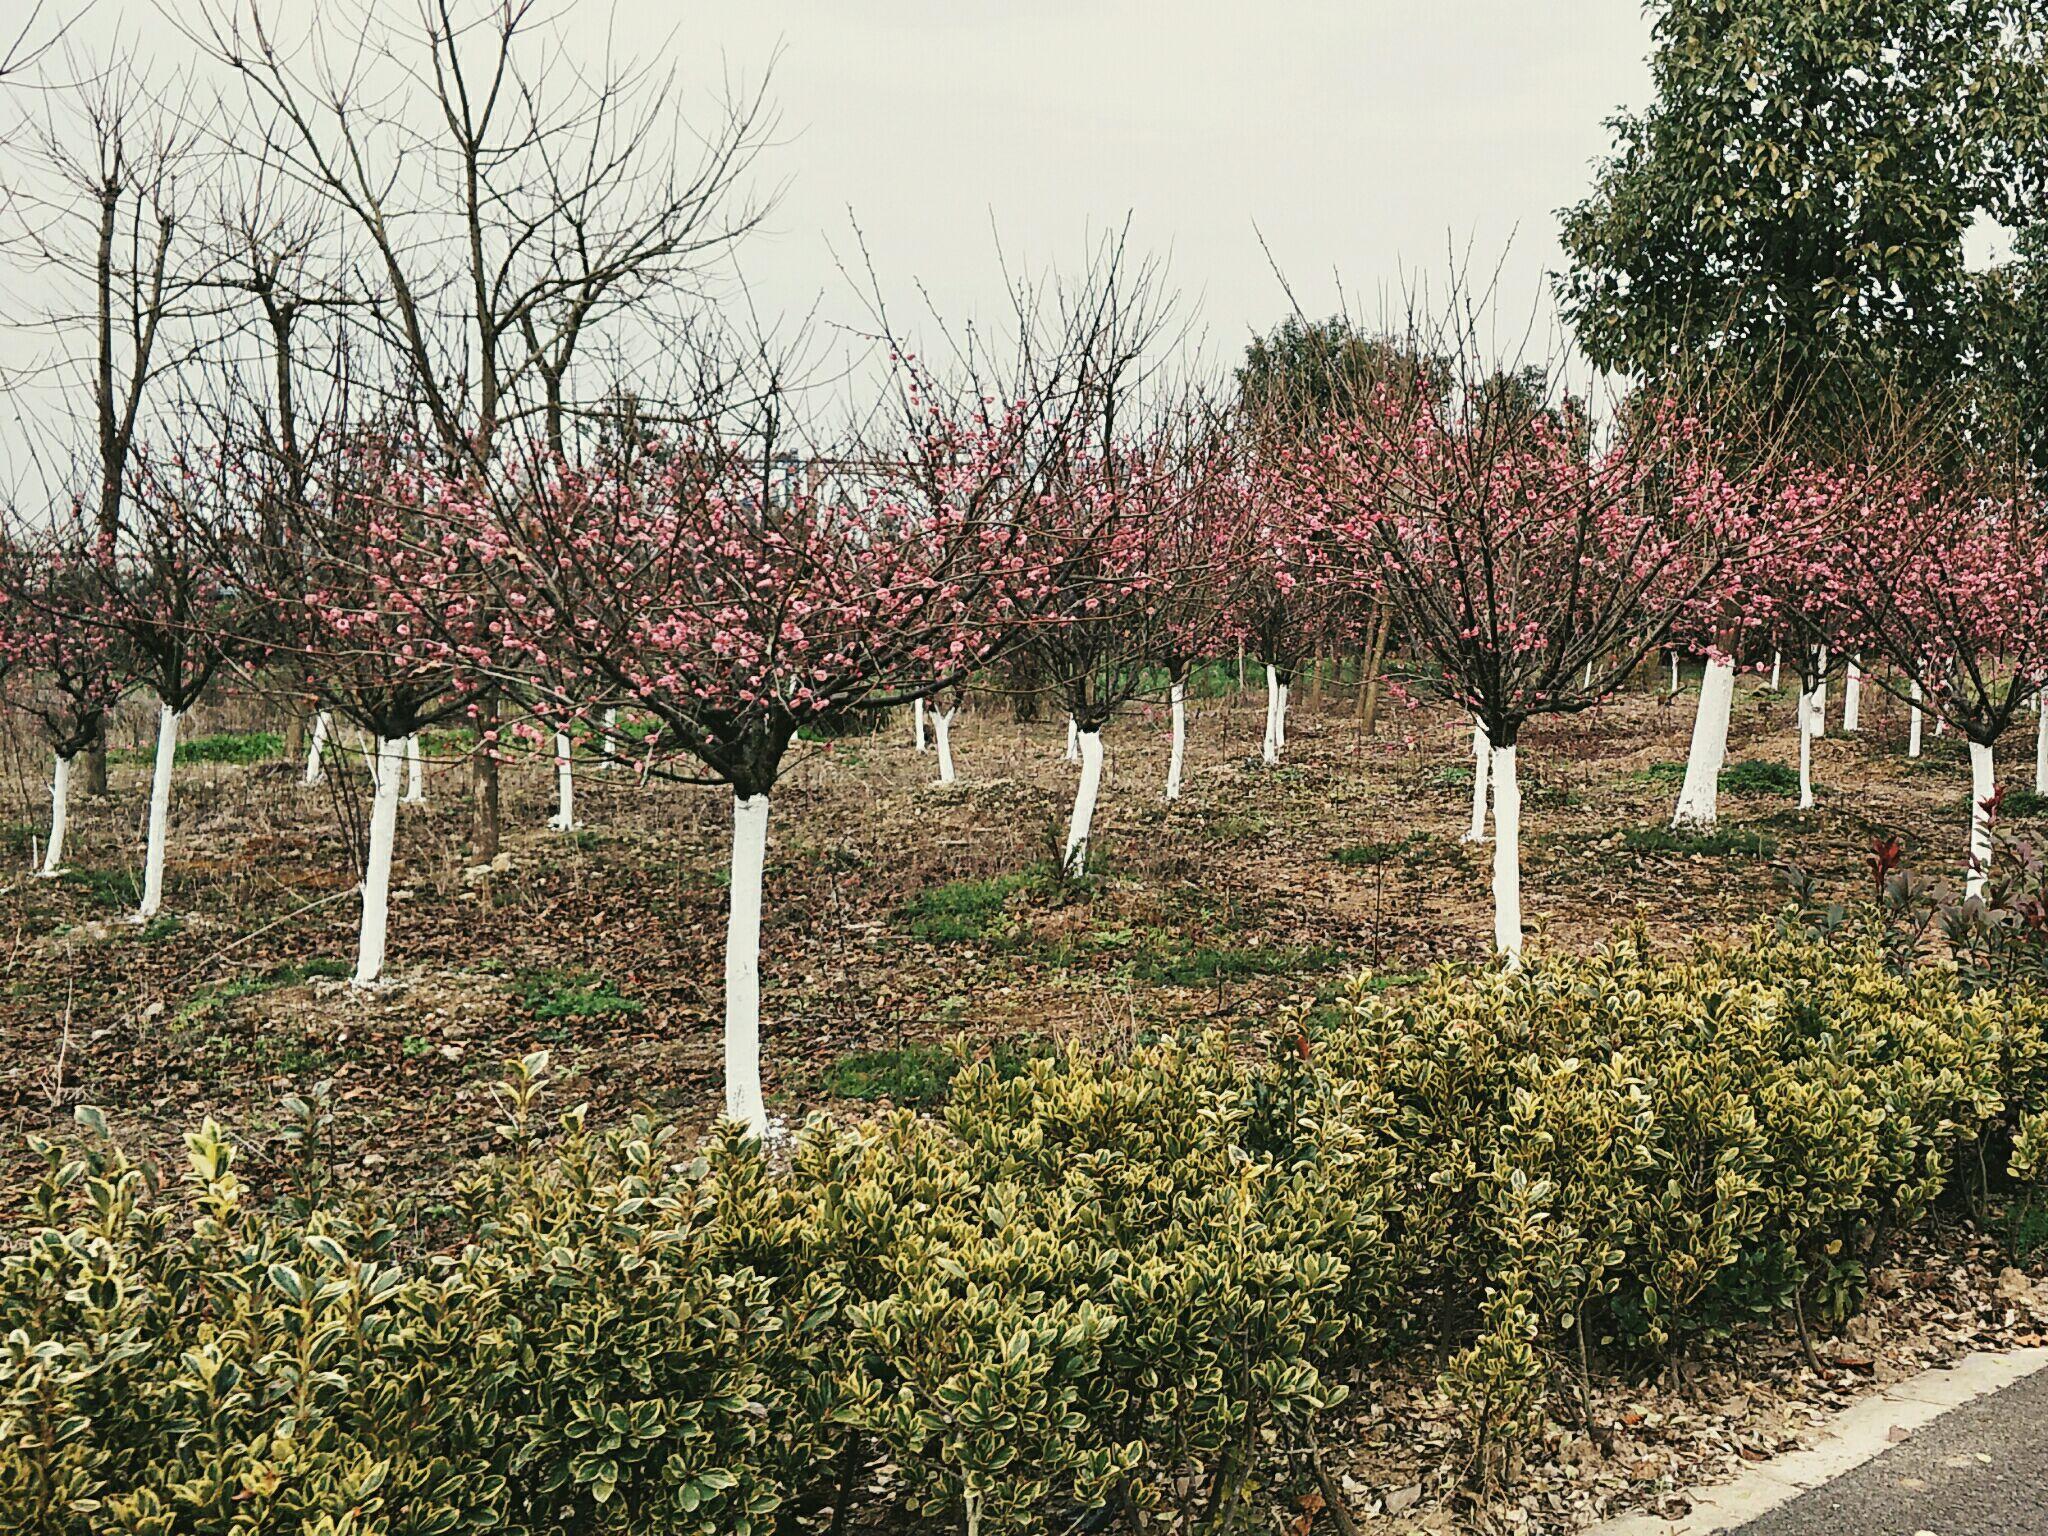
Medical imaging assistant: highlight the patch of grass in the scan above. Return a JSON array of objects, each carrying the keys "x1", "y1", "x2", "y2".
[
  {"x1": 1430, "y1": 763, "x2": 1474, "y2": 789},
  {"x1": 1332, "y1": 835, "x2": 1424, "y2": 869},
  {"x1": 1129, "y1": 942, "x2": 1347, "y2": 987},
  {"x1": 179, "y1": 730, "x2": 282, "y2": 765},
  {"x1": 60, "y1": 867, "x2": 136, "y2": 910},
  {"x1": 137, "y1": 914, "x2": 184, "y2": 942},
  {"x1": 0, "y1": 821, "x2": 34, "y2": 859},
  {"x1": 1205, "y1": 813, "x2": 1269, "y2": 845},
  {"x1": 173, "y1": 960, "x2": 351, "y2": 1027},
  {"x1": 514, "y1": 968, "x2": 645, "y2": 1021},
  {"x1": 1630, "y1": 761, "x2": 1687, "y2": 786},
  {"x1": 1999, "y1": 1194, "x2": 2048, "y2": 1267},
  {"x1": 2003, "y1": 787, "x2": 2048, "y2": 819},
  {"x1": 1719, "y1": 759, "x2": 1800, "y2": 796},
  {"x1": 821, "y1": 1035, "x2": 1052, "y2": 1107},
  {"x1": 1619, "y1": 824, "x2": 1779, "y2": 859},
  {"x1": 899, "y1": 871, "x2": 1034, "y2": 945}
]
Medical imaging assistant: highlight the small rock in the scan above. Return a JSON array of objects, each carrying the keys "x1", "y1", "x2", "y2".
[
  {"x1": 1997, "y1": 1267, "x2": 2034, "y2": 1302},
  {"x1": 1382, "y1": 1483, "x2": 1421, "y2": 1515}
]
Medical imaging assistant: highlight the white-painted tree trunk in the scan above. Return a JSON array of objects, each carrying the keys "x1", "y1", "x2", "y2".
[
  {"x1": 402, "y1": 734, "x2": 425, "y2": 804},
  {"x1": 1065, "y1": 716, "x2": 1079, "y2": 762},
  {"x1": 1967, "y1": 740, "x2": 1996, "y2": 899},
  {"x1": 932, "y1": 707, "x2": 957, "y2": 784},
  {"x1": 353, "y1": 735, "x2": 404, "y2": 985},
  {"x1": 547, "y1": 731, "x2": 578, "y2": 830},
  {"x1": 132, "y1": 704, "x2": 180, "y2": 923},
  {"x1": 1276, "y1": 682, "x2": 1289, "y2": 749},
  {"x1": 724, "y1": 792, "x2": 771, "y2": 1138},
  {"x1": 1771, "y1": 652, "x2": 1782, "y2": 691},
  {"x1": 1672, "y1": 657, "x2": 1735, "y2": 831},
  {"x1": 914, "y1": 697, "x2": 928, "y2": 753},
  {"x1": 2036, "y1": 693, "x2": 2047, "y2": 795},
  {"x1": 1669, "y1": 652, "x2": 1679, "y2": 693},
  {"x1": 1796, "y1": 682, "x2": 1817, "y2": 810},
  {"x1": 599, "y1": 706, "x2": 618, "y2": 772},
  {"x1": 1462, "y1": 717, "x2": 1491, "y2": 842},
  {"x1": 1491, "y1": 742, "x2": 1523, "y2": 965},
  {"x1": 1908, "y1": 680, "x2": 1924, "y2": 759},
  {"x1": 1261, "y1": 666, "x2": 1280, "y2": 765},
  {"x1": 1064, "y1": 728, "x2": 1104, "y2": 874},
  {"x1": 1812, "y1": 645, "x2": 1829, "y2": 738},
  {"x1": 1842, "y1": 659, "x2": 1862, "y2": 733},
  {"x1": 36, "y1": 752, "x2": 71, "y2": 876},
  {"x1": 1583, "y1": 659, "x2": 1594, "y2": 689},
  {"x1": 1164, "y1": 681, "x2": 1186, "y2": 801},
  {"x1": 304, "y1": 709, "x2": 332, "y2": 785}
]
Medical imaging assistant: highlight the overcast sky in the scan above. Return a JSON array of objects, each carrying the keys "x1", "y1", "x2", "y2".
[
  {"x1": 724, "y1": 1, "x2": 1657, "y2": 359},
  {"x1": 1, "y1": 1, "x2": 1661, "y2": 478}
]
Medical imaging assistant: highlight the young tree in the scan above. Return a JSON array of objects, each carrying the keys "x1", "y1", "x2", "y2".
[
  {"x1": 2, "y1": 60, "x2": 211, "y2": 795},
  {"x1": 192, "y1": 0, "x2": 776, "y2": 855},
  {"x1": 473, "y1": 373, "x2": 1064, "y2": 1137},
  {"x1": 0, "y1": 528, "x2": 132, "y2": 876},
  {"x1": 1832, "y1": 451, "x2": 2048, "y2": 895},
  {"x1": 1307, "y1": 358, "x2": 1741, "y2": 962},
  {"x1": 226, "y1": 426, "x2": 495, "y2": 982}
]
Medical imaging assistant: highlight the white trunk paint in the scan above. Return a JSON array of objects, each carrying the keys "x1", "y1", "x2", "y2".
[
  {"x1": 548, "y1": 731, "x2": 577, "y2": 830},
  {"x1": 132, "y1": 704, "x2": 180, "y2": 923},
  {"x1": 1672, "y1": 657, "x2": 1736, "y2": 831},
  {"x1": 1064, "y1": 727, "x2": 1104, "y2": 874},
  {"x1": 1164, "y1": 682, "x2": 1187, "y2": 801},
  {"x1": 599, "y1": 706, "x2": 618, "y2": 771},
  {"x1": 1462, "y1": 717, "x2": 1491, "y2": 842},
  {"x1": 353, "y1": 735, "x2": 404, "y2": 985},
  {"x1": 303, "y1": 709, "x2": 331, "y2": 784},
  {"x1": 724, "y1": 792, "x2": 771, "y2": 1138},
  {"x1": 1967, "y1": 740, "x2": 1997, "y2": 899},
  {"x1": 1842, "y1": 659, "x2": 1862, "y2": 733},
  {"x1": 932, "y1": 707, "x2": 957, "y2": 784},
  {"x1": 36, "y1": 752, "x2": 71, "y2": 875},
  {"x1": 1490, "y1": 742, "x2": 1523, "y2": 964},
  {"x1": 402, "y1": 734, "x2": 425, "y2": 804},
  {"x1": 1262, "y1": 666, "x2": 1281, "y2": 765},
  {"x1": 1812, "y1": 646, "x2": 1829, "y2": 738},
  {"x1": 2036, "y1": 693, "x2": 2047, "y2": 795},
  {"x1": 1584, "y1": 659, "x2": 1594, "y2": 689},
  {"x1": 1669, "y1": 653, "x2": 1679, "y2": 693},
  {"x1": 914, "y1": 697, "x2": 928, "y2": 753},
  {"x1": 1796, "y1": 684, "x2": 1817, "y2": 810},
  {"x1": 1908, "y1": 679, "x2": 1924, "y2": 759},
  {"x1": 1065, "y1": 716, "x2": 1079, "y2": 762},
  {"x1": 1770, "y1": 652, "x2": 1782, "y2": 691},
  {"x1": 1276, "y1": 683, "x2": 1289, "y2": 748}
]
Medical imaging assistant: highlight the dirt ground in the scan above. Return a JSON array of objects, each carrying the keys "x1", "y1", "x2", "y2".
[{"x1": 0, "y1": 668, "x2": 2022, "y2": 1211}]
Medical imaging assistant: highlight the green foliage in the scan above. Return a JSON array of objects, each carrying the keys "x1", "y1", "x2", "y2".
[
  {"x1": 1128, "y1": 942, "x2": 1347, "y2": 986},
  {"x1": 1620, "y1": 824, "x2": 1779, "y2": 858},
  {"x1": 1556, "y1": 0, "x2": 2030, "y2": 438},
  {"x1": 10, "y1": 935, "x2": 2048, "y2": 1525},
  {"x1": 1632, "y1": 761, "x2": 1688, "y2": 786},
  {"x1": 513, "y1": 968, "x2": 645, "y2": 1021},
  {"x1": 179, "y1": 730, "x2": 283, "y2": 765},
  {"x1": 1719, "y1": 759, "x2": 1801, "y2": 797},
  {"x1": 58, "y1": 867, "x2": 137, "y2": 910},
  {"x1": 2004, "y1": 788, "x2": 2048, "y2": 819},
  {"x1": 898, "y1": 872, "x2": 1034, "y2": 946},
  {"x1": 1333, "y1": 834, "x2": 1427, "y2": 868},
  {"x1": 820, "y1": 1037, "x2": 1053, "y2": 1107}
]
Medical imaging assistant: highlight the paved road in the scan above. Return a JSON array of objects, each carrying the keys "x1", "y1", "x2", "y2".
[{"x1": 1731, "y1": 1366, "x2": 2048, "y2": 1535}]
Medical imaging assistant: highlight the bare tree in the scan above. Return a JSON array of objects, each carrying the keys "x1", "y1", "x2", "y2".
[
  {"x1": 184, "y1": 0, "x2": 778, "y2": 853},
  {"x1": 2, "y1": 55, "x2": 214, "y2": 791}
]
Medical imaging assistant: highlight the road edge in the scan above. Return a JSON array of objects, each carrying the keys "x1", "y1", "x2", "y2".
[{"x1": 1578, "y1": 1345, "x2": 2048, "y2": 1536}]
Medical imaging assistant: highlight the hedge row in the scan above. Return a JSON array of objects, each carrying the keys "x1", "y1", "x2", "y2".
[{"x1": 4, "y1": 926, "x2": 2046, "y2": 1533}]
